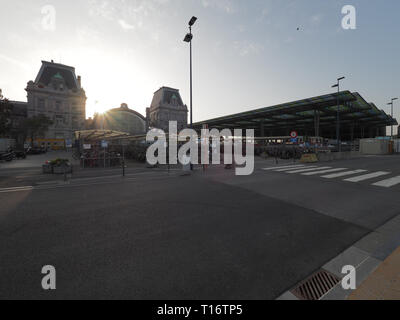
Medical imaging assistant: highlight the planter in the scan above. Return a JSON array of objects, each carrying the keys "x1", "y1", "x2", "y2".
[
  {"x1": 42, "y1": 164, "x2": 53, "y2": 174},
  {"x1": 53, "y1": 165, "x2": 73, "y2": 174}
]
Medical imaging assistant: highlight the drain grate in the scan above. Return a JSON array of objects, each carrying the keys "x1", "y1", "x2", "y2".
[{"x1": 291, "y1": 269, "x2": 340, "y2": 300}]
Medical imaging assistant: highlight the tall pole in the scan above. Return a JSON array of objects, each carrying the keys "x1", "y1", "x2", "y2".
[
  {"x1": 388, "y1": 98, "x2": 398, "y2": 140},
  {"x1": 391, "y1": 101, "x2": 394, "y2": 139},
  {"x1": 185, "y1": 17, "x2": 197, "y2": 171},
  {"x1": 190, "y1": 25, "x2": 193, "y2": 129},
  {"x1": 336, "y1": 82, "x2": 340, "y2": 152},
  {"x1": 333, "y1": 77, "x2": 345, "y2": 152}
]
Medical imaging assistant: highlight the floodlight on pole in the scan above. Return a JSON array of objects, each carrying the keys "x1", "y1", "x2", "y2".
[
  {"x1": 332, "y1": 76, "x2": 345, "y2": 152},
  {"x1": 183, "y1": 16, "x2": 198, "y2": 170},
  {"x1": 388, "y1": 97, "x2": 398, "y2": 139},
  {"x1": 189, "y1": 16, "x2": 197, "y2": 26},
  {"x1": 184, "y1": 33, "x2": 193, "y2": 42}
]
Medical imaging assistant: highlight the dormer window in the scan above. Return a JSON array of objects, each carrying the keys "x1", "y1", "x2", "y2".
[
  {"x1": 171, "y1": 94, "x2": 178, "y2": 106},
  {"x1": 50, "y1": 73, "x2": 66, "y2": 91}
]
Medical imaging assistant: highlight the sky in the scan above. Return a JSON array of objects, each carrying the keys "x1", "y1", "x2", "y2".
[{"x1": 0, "y1": 0, "x2": 399, "y2": 133}]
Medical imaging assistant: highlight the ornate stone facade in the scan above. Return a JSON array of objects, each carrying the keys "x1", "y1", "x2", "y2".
[
  {"x1": 147, "y1": 87, "x2": 188, "y2": 132},
  {"x1": 26, "y1": 60, "x2": 86, "y2": 142}
]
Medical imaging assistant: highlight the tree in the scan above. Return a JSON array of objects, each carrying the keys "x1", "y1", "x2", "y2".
[
  {"x1": 23, "y1": 115, "x2": 54, "y2": 146},
  {"x1": 0, "y1": 89, "x2": 13, "y2": 137}
]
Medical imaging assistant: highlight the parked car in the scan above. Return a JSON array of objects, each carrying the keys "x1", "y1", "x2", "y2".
[{"x1": 27, "y1": 147, "x2": 47, "y2": 155}]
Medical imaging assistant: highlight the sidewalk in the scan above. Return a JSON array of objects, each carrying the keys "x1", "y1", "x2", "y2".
[{"x1": 348, "y1": 246, "x2": 400, "y2": 300}]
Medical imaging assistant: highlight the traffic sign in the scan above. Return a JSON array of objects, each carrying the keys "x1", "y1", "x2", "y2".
[{"x1": 290, "y1": 131, "x2": 298, "y2": 139}]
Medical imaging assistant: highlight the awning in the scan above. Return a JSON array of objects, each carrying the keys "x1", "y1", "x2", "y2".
[{"x1": 75, "y1": 130, "x2": 146, "y2": 142}]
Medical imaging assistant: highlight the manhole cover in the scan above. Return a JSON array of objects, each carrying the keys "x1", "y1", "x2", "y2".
[{"x1": 291, "y1": 269, "x2": 340, "y2": 300}]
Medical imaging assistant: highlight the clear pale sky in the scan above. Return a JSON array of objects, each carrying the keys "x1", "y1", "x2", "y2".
[{"x1": 0, "y1": 0, "x2": 399, "y2": 133}]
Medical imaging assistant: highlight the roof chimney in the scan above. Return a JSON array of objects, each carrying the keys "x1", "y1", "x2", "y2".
[{"x1": 77, "y1": 76, "x2": 81, "y2": 88}]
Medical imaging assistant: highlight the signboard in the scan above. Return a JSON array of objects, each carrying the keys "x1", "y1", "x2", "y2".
[
  {"x1": 291, "y1": 138, "x2": 298, "y2": 143},
  {"x1": 101, "y1": 140, "x2": 108, "y2": 148},
  {"x1": 300, "y1": 154, "x2": 319, "y2": 163},
  {"x1": 66, "y1": 139, "x2": 73, "y2": 148},
  {"x1": 83, "y1": 144, "x2": 92, "y2": 150},
  {"x1": 290, "y1": 131, "x2": 298, "y2": 139}
]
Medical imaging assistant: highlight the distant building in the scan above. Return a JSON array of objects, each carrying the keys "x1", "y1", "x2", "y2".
[
  {"x1": 0, "y1": 100, "x2": 27, "y2": 147},
  {"x1": 8, "y1": 101, "x2": 28, "y2": 146},
  {"x1": 147, "y1": 87, "x2": 188, "y2": 132},
  {"x1": 26, "y1": 60, "x2": 86, "y2": 147},
  {"x1": 99, "y1": 103, "x2": 147, "y2": 136}
]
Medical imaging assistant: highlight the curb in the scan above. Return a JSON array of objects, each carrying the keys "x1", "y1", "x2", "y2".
[{"x1": 278, "y1": 213, "x2": 400, "y2": 300}]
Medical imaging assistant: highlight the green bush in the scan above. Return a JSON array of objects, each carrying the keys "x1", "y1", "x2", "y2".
[{"x1": 50, "y1": 158, "x2": 70, "y2": 167}]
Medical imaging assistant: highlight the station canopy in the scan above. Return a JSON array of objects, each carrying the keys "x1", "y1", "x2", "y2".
[
  {"x1": 75, "y1": 130, "x2": 145, "y2": 142},
  {"x1": 193, "y1": 91, "x2": 398, "y2": 131}
]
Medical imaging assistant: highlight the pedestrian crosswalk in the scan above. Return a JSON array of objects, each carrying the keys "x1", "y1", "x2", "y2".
[
  {"x1": 373, "y1": 176, "x2": 400, "y2": 188},
  {"x1": 287, "y1": 166, "x2": 331, "y2": 174},
  {"x1": 321, "y1": 169, "x2": 367, "y2": 179},
  {"x1": 343, "y1": 171, "x2": 390, "y2": 183},
  {"x1": 261, "y1": 165, "x2": 400, "y2": 189},
  {"x1": 302, "y1": 168, "x2": 347, "y2": 176}
]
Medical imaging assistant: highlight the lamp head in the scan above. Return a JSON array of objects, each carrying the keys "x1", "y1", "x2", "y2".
[
  {"x1": 184, "y1": 33, "x2": 193, "y2": 42},
  {"x1": 189, "y1": 16, "x2": 197, "y2": 26}
]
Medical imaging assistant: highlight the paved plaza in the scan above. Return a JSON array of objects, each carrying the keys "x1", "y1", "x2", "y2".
[{"x1": 0, "y1": 154, "x2": 399, "y2": 299}]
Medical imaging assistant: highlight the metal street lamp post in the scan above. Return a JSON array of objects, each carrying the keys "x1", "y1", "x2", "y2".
[
  {"x1": 184, "y1": 16, "x2": 197, "y2": 171},
  {"x1": 387, "y1": 98, "x2": 398, "y2": 139},
  {"x1": 184, "y1": 16, "x2": 197, "y2": 129},
  {"x1": 332, "y1": 76, "x2": 345, "y2": 152}
]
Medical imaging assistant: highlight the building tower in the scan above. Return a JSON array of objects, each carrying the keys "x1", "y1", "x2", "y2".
[
  {"x1": 26, "y1": 60, "x2": 86, "y2": 146},
  {"x1": 147, "y1": 87, "x2": 188, "y2": 132}
]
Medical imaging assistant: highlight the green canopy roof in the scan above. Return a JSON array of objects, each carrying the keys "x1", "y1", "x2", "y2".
[{"x1": 193, "y1": 91, "x2": 397, "y2": 132}]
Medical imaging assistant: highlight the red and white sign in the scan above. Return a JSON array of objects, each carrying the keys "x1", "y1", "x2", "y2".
[{"x1": 290, "y1": 131, "x2": 298, "y2": 139}]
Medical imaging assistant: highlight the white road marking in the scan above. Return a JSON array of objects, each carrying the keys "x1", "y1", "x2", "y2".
[
  {"x1": 0, "y1": 172, "x2": 177, "y2": 194},
  {"x1": 372, "y1": 176, "x2": 400, "y2": 188},
  {"x1": 344, "y1": 171, "x2": 391, "y2": 183},
  {"x1": 301, "y1": 168, "x2": 348, "y2": 176},
  {"x1": 0, "y1": 186, "x2": 34, "y2": 193},
  {"x1": 322, "y1": 170, "x2": 368, "y2": 179},
  {"x1": 274, "y1": 166, "x2": 311, "y2": 172},
  {"x1": 261, "y1": 165, "x2": 305, "y2": 171},
  {"x1": 286, "y1": 166, "x2": 330, "y2": 174}
]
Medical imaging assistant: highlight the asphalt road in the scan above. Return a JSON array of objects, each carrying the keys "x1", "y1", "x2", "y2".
[{"x1": 0, "y1": 155, "x2": 398, "y2": 300}]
